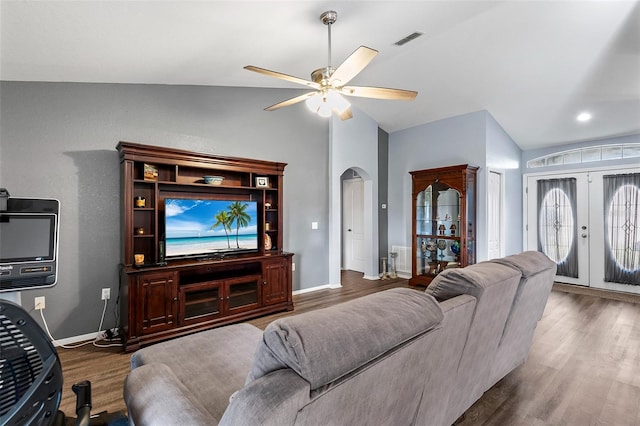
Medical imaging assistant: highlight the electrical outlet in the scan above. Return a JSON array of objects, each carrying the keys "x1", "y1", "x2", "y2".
[
  {"x1": 292, "y1": 262, "x2": 296, "y2": 271},
  {"x1": 35, "y1": 296, "x2": 45, "y2": 310},
  {"x1": 101, "y1": 288, "x2": 111, "y2": 300}
]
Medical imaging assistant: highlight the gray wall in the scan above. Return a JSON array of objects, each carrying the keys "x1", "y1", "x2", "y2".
[
  {"x1": 387, "y1": 110, "x2": 523, "y2": 262},
  {"x1": 378, "y1": 127, "x2": 389, "y2": 269},
  {"x1": 329, "y1": 107, "x2": 380, "y2": 282},
  {"x1": 388, "y1": 111, "x2": 487, "y2": 255},
  {"x1": 485, "y1": 112, "x2": 523, "y2": 255},
  {"x1": 0, "y1": 81, "x2": 329, "y2": 339}
]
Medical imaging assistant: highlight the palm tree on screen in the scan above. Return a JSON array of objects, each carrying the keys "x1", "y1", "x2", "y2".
[
  {"x1": 228, "y1": 202, "x2": 251, "y2": 248},
  {"x1": 211, "y1": 211, "x2": 233, "y2": 248}
]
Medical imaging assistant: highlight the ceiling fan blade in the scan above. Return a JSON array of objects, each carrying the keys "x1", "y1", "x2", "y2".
[
  {"x1": 341, "y1": 85, "x2": 418, "y2": 101},
  {"x1": 329, "y1": 46, "x2": 378, "y2": 87},
  {"x1": 265, "y1": 91, "x2": 318, "y2": 111},
  {"x1": 244, "y1": 66, "x2": 321, "y2": 90},
  {"x1": 338, "y1": 107, "x2": 353, "y2": 121}
]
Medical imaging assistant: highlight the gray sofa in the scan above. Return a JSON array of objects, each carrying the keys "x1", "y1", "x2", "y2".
[{"x1": 124, "y1": 251, "x2": 556, "y2": 426}]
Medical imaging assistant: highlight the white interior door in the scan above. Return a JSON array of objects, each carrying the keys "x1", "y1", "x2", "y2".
[
  {"x1": 342, "y1": 178, "x2": 366, "y2": 272},
  {"x1": 488, "y1": 170, "x2": 503, "y2": 260},
  {"x1": 526, "y1": 168, "x2": 640, "y2": 292}
]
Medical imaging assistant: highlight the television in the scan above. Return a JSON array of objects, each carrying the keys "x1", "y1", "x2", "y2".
[
  {"x1": 164, "y1": 198, "x2": 259, "y2": 259},
  {"x1": 0, "y1": 198, "x2": 60, "y2": 292}
]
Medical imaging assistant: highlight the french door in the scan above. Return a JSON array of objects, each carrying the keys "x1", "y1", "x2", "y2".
[{"x1": 526, "y1": 167, "x2": 640, "y2": 293}]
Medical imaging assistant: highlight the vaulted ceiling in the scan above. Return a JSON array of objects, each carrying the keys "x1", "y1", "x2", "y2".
[{"x1": 2, "y1": 1, "x2": 639, "y2": 150}]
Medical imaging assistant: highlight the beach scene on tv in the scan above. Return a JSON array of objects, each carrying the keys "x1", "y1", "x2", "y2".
[{"x1": 165, "y1": 198, "x2": 259, "y2": 258}]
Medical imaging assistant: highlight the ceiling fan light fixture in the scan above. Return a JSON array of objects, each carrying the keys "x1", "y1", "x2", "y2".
[
  {"x1": 317, "y1": 103, "x2": 333, "y2": 118},
  {"x1": 305, "y1": 93, "x2": 323, "y2": 112},
  {"x1": 305, "y1": 91, "x2": 350, "y2": 117},
  {"x1": 327, "y1": 91, "x2": 350, "y2": 114}
]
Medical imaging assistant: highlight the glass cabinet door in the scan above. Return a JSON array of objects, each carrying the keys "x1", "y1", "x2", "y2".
[
  {"x1": 410, "y1": 164, "x2": 478, "y2": 287},
  {"x1": 179, "y1": 281, "x2": 222, "y2": 325},
  {"x1": 415, "y1": 184, "x2": 462, "y2": 278},
  {"x1": 226, "y1": 275, "x2": 260, "y2": 314}
]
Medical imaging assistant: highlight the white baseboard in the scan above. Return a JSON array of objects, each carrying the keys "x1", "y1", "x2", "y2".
[{"x1": 293, "y1": 283, "x2": 342, "y2": 295}]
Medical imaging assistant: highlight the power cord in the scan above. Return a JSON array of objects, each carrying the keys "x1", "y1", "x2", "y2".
[{"x1": 39, "y1": 299, "x2": 122, "y2": 349}]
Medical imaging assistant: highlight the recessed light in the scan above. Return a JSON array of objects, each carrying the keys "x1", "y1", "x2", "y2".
[{"x1": 576, "y1": 112, "x2": 592, "y2": 122}]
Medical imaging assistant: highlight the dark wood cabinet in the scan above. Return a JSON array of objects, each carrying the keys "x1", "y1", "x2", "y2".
[
  {"x1": 117, "y1": 142, "x2": 294, "y2": 351},
  {"x1": 409, "y1": 164, "x2": 478, "y2": 287},
  {"x1": 136, "y1": 271, "x2": 177, "y2": 335},
  {"x1": 262, "y1": 257, "x2": 289, "y2": 305}
]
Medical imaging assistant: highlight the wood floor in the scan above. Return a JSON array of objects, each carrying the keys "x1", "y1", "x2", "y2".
[{"x1": 57, "y1": 271, "x2": 640, "y2": 425}]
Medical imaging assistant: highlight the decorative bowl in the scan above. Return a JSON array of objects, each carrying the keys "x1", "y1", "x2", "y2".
[{"x1": 203, "y1": 176, "x2": 224, "y2": 185}]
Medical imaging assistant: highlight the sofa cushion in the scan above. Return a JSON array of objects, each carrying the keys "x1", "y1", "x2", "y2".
[
  {"x1": 125, "y1": 362, "x2": 215, "y2": 426},
  {"x1": 130, "y1": 323, "x2": 263, "y2": 422},
  {"x1": 491, "y1": 250, "x2": 556, "y2": 278},
  {"x1": 246, "y1": 287, "x2": 443, "y2": 390},
  {"x1": 425, "y1": 261, "x2": 522, "y2": 302}
]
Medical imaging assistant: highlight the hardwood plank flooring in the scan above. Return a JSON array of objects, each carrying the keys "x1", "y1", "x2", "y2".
[
  {"x1": 56, "y1": 272, "x2": 640, "y2": 425},
  {"x1": 457, "y1": 286, "x2": 640, "y2": 426}
]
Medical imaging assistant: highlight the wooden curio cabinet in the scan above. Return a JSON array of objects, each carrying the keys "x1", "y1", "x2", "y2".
[
  {"x1": 409, "y1": 164, "x2": 478, "y2": 287},
  {"x1": 117, "y1": 142, "x2": 293, "y2": 351}
]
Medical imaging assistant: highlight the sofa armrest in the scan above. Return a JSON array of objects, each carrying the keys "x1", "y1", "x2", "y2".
[
  {"x1": 124, "y1": 363, "x2": 217, "y2": 426},
  {"x1": 219, "y1": 369, "x2": 310, "y2": 426}
]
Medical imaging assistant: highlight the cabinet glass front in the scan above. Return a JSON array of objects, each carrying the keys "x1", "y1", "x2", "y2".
[
  {"x1": 416, "y1": 185, "x2": 461, "y2": 277},
  {"x1": 183, "y1": 287, "x2": 220, "y2": 321},
  {"x1": 229, "y1": 280, "x2": 259, "y2": 310}
]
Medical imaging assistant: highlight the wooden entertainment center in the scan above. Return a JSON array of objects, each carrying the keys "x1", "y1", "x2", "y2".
[{"x1": 117, "y1": 142, "x2": 293, "y2": 352}]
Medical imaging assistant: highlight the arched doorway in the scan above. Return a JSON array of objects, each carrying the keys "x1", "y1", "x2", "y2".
[{"x1": 337, "y1": 167, "x2": 378, "y2": 281}]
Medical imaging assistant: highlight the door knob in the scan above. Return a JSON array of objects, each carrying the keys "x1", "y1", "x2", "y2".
[
  {"x1": 581, "y1": 233, "x2": 588, "y2": 238},
  {"x1": 348, "y1": 229, "x2": 352, "y2": 232},
  {"x1": 581, "y1": 225, "x2": 587, "y2": 230}
]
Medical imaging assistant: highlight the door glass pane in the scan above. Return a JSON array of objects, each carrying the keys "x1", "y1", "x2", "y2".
[
  {"x1": 539, "y1": 189, "x2": 573, "y2": 262},
  {"x1": 604, "y1": 174, "x2": 640, "y2": 285},
  {"x1": 537, "y1": 178, "x2": 578, "y2": 277}
]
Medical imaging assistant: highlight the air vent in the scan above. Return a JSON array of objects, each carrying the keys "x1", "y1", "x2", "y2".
[{"x1": 394, "y1": 31, "x2": 423, "y2": 46}]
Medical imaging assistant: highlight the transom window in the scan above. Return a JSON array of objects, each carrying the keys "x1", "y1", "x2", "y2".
[{"x1": 528, "y1": 143, "x2": 640, "y2": 168}]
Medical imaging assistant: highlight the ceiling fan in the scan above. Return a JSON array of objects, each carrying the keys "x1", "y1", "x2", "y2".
[{"x1": 244, "y1": 10, "x2": 418, "y2": 120}]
